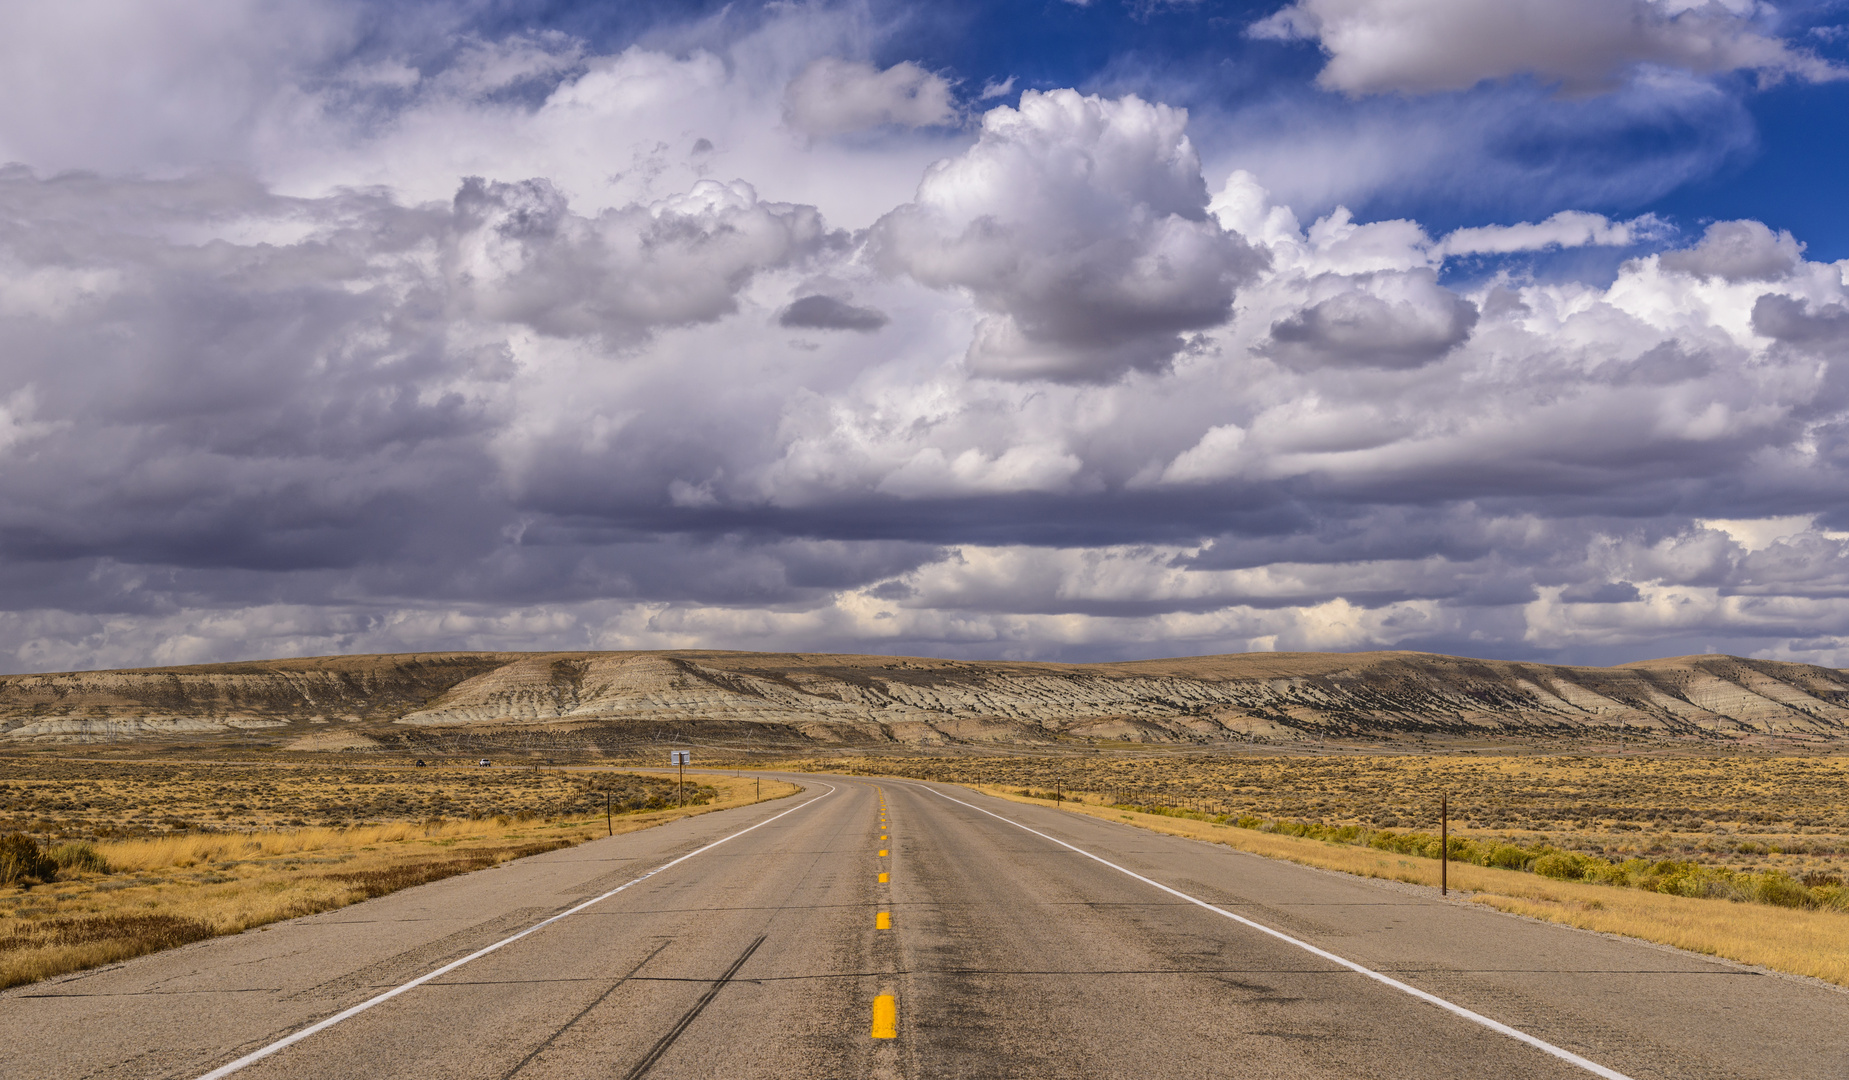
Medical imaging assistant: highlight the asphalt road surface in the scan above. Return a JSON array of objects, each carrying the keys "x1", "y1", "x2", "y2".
[{"x1": 6, "y1": 775, "x2": 1848, "y2": 1079}]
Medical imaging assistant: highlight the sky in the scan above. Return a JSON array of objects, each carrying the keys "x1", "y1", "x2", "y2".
[{"x1": 4, "y1": 0, "x2": 1849, "y2": 674}]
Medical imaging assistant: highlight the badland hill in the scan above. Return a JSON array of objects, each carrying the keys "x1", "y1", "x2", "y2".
[{"x1": 3, "y1": 649, "x2": 1848, "y2": 752}]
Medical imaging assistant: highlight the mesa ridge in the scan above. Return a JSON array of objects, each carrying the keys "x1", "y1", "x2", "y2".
[{"x1": 3, "y1": 649, "x2": 1846, "y2": 749}]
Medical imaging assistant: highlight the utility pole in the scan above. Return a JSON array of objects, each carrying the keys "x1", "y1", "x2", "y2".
[{"x1": 1440, "y1": 794, "x2": 1449, "y2": 897}]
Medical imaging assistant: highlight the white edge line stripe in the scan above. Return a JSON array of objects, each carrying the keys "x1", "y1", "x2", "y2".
[
  {"x1": 918, "y1": 784, "x2": 1633, "y2": 1080},
  {"x1": 194, "y1": 783, "x2": 836, "y2": 1080}
]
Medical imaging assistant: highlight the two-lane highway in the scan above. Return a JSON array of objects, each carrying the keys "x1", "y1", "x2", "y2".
[{"x1": 4, "y1": 775, "x2": 1847, "y2": 1079}]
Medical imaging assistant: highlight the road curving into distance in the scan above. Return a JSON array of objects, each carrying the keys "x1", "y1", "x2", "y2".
[{"x1": 4, "y1": 773, "x2": 1846, "y2": 1079}]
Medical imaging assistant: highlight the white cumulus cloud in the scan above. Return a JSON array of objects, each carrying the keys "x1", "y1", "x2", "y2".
[
  {"x1": 1435, "y1": 211, "x2": 1668, "y2": 257},
  {"x1": 869, "y1": 89, "x2": 1265, "y2": 382}
]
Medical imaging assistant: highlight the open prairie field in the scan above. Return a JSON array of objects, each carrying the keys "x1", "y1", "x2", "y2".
[
  {"x1": 0, "y1": 757, "x2": 725, "y2": 843},
  {"x1": 802, "y1": 752, "x2": 1849, "y2": 880},
  {"x1": 0, "y1": 759, "x2": 794, "y2": 988}
]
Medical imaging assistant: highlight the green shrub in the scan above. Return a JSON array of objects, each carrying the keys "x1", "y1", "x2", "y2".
[
  {"x1": 1370, "y1": 830, "x2": 1438, "y2": 857},
  {"x1": 1532, "y1": 852, "x2": 1592, "y2": 881},
  {"x1": 1585, "y1": 858, "x2": 1642, "y2": 887},
  {"x1": 1645, "y1": 862, "x2": 1708, "y2": 898},
  {"x1": 1753, "y1": 871, "x2": 1814, "y2": 909},
  {"x1": 47, "y1": 842, "x2": 110, "y2": 875},
  {"x1": 0, "y1": 833, "x2": 58, "y2": 888},
  {"x1": 1486, "y1": 843, "x2": 1534, "y2": 870}
]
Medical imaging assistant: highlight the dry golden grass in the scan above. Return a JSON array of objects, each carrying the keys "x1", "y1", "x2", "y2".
[
  {"x1": 0, "y1": 771, "x2": 797, "y2": 989},
  {"x1": 972, "y1": 784, "x2": 1849, "y2": 988}
]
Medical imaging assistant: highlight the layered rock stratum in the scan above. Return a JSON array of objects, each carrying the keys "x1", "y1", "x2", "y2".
[{"x1": 4, "y1": 649, "x2": 1849, "y2": 748}]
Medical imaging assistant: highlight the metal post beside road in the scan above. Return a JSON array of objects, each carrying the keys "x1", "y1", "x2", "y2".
[
  {"x1": 670, "y1": 749, "x2": 690, "y2": 807},
  {"x1": 1440, "y1": 794, "x2": 1449, "y2": 896}
]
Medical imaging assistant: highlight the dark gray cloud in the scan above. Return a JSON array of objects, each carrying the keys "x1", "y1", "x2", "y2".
[
  {"x1": 1590, "y1": 343, "x2": 1714, "y2": 386},
  {"x1": 452, "y1": 176, "x2": 838, "y2": 339},
  {"x1": 1752, "y1": 293, "x2": 1849, "y2": 344},
  {"x1": 1660, "y1": 220, "x2": 1804, "y2": 283},
  {"x1": 1265, "y1": 271, "x2": 1478, "y2": 369},
  {"x1": 1250, "y1": 0, "x2": 1841, "y2": 96},
  {"x1": 1559, "y1": 580, "x2": 1642, "y2": 604},
  {"x1": 778, "y1": 294, "x2": 889, "y2": 332}
]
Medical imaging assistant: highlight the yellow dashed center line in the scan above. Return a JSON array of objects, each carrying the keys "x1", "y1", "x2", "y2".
[
  {"x1": 870, "y1": 792, "x2": 898, "y2": 1041},
  {"x1": 871, "y1": 994, "x2": 897, "y2": 1039}
]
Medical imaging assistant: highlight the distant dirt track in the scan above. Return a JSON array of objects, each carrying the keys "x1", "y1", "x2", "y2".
[{"x1": 5, "y1": 773, "x2": 1847, "y2": 1079}]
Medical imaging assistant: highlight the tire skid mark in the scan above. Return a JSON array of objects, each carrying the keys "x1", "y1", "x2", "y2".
[
  {"x1": 621, "y1": 935, "x2": 767, "y2": 1080},
  {"x1": 498, "y1": 939, "x2": 672, "y2": 1080}
]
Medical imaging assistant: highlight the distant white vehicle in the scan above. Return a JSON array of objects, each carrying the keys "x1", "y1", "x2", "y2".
[{"x1": 478, "y1": 758, "x2": 491, "y2": 766}]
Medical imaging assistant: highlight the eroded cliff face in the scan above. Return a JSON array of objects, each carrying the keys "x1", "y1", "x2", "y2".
[
  {"x1": 0, "y1": 654, "x2": 516, "y2": 742},
  {"x1": 5, "y1": 649, "x2": 1849, "y2": 746}
]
